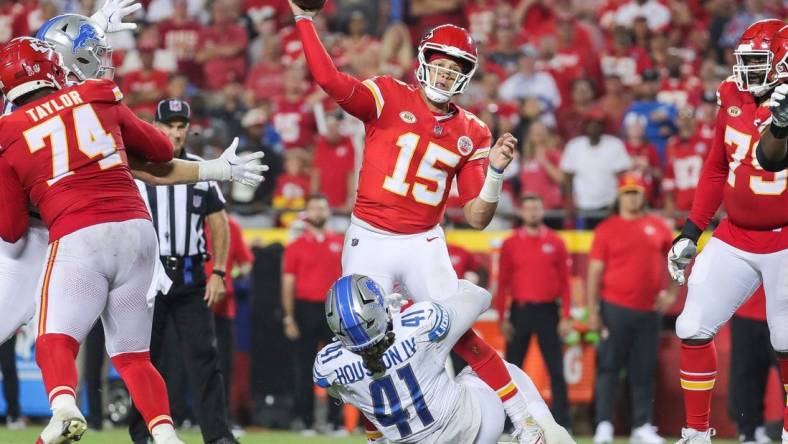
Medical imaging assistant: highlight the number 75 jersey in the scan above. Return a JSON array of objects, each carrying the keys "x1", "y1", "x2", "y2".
[
  {"x1": 353, "y1": 76, "x2": 491, "y2": 234},
  {"x1": 690, "y1": 78, "x2": 788, "y2": 244}
]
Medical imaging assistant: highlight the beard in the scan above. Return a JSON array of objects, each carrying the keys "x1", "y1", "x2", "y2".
[{"x1": 307, "y1": 217, "x2": 327, "y2": 229}]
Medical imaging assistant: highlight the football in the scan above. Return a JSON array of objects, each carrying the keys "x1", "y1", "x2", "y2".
[{"x1": 293, "y1": 0, "x2": 326, "y2": 11}]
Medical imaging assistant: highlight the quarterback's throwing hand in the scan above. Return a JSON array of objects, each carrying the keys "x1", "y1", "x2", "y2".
[
  {"x1": 91, "y1": 0, "x2": 142, "y2": 33},
  {"x1": 489, "y1": 132, "x2": 517, "y2": 172},
  {"x1": 221, "y1": 137, "x2": 269, "y2": 187},
  {"x1": 768, "y1": 83, "x2": 788, "y2": 127},
  {"x1": 667, "y1": 237, "x2": 697, "y2": 286}
]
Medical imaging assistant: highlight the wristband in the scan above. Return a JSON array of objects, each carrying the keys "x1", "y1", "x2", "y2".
[
  {"x1": 677, "y1": 219, "x2": 702, "y2": 244},
  {"x1": 283, "y1": 315, "x2": 295, "y2": 324},
  {"x1": 770, "y1": 122, "x2": 788, "y2": 138},
  {"x1": 489, "y1": 164, "x2": 505, "y2": 174},
  {"x1": 198, "y1": 158, "x2": 231, "y2": 182},
  {"x1": 478, "y1": 166, "x2": 504, "y2": 203},
  {"x1": 212, "y1": 269, "x2": 226, "y2": 278}
]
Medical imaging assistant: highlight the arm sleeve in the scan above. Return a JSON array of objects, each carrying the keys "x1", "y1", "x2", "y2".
[
  {"x1": 116, "y1": 104, "x2": 174, "y2": 163},
  {"x1": 0, "y1": 157, "x2": 29, "y2": 243},
  {"x1": 458, "y1": 131, "x2": 492, "y2": 205},
  {"x1": 295, "y1": 19, "x2": 378, "y2": 122},
  {"x1": 495, "y1": 240, "x2": 512, "y2": 316},
  {"x1": 687, "y1": 108, "x2": 728, "y2": 230},
  {"x1": 556, "y1": 237, "x2": 572, "y2": 318}
]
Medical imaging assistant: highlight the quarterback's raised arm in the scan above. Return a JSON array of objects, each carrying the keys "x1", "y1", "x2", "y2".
[
  {"x1": 290, "y1": 1, "x2": 377, "y2": 122},
  {"x1": 462, "y1": 133, "x2": 517, "y2": 229}
]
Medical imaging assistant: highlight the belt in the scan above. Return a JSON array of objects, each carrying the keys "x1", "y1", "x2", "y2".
[{"x1": 161, "y1": 254, "x2": 210, "y2": 270}]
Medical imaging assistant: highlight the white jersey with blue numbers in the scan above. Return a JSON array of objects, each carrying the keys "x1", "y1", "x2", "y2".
[{"x1": 314, "y1": 281, "x2": 491, "y2": 443}]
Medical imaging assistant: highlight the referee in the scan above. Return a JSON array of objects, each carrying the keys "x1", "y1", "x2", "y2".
[{"x1": 128, "y1": 99, "x2": 238, "y2": 444}]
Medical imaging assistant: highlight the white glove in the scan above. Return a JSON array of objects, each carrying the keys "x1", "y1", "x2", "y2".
[
  {"x1": 198, "y1": 137, "x2": 270, "y2": 186},
  {"x1": 667, "y1": 237, "x2": 697, "y2": 286},
  {"x1": 768, "y1": 83, "x2": 788, "y2": 127},
  {"x1": 91, "y1": 0, "x2": 143, "y2": 33}
]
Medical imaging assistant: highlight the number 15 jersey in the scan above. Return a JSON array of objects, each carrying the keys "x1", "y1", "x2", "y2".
[{"x1": 353, "y1": 76, "x2": 491, "y2": 234}]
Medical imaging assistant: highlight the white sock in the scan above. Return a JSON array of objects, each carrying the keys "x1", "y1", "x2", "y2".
[
  {"x1": 151, "y1": 423, "x2": 178, "y2": 443},
  {"x1": 504, "y1": 362, "x2": 556, "y2": 427},
  {"x1": 50, "y1": 394, "x2": 79, "y2": 418}
]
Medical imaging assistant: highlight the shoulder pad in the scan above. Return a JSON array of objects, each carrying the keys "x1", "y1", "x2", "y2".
[{"x1": 79, "y1": 79, "x2": 124, "y2": 104}]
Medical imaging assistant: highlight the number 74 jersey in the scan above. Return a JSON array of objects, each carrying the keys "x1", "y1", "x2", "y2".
[
  {"x1": 353, "y1": 76, "x2": 491, "y2": 234},
  {"x1": 689, "y1": 77, "x2": 788, "y2": 253}
]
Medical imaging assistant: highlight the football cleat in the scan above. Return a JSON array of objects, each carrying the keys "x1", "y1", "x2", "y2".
[
  {"x1": 676, "y1": 427, "x2": 715, "y2": 444},
  {"x1": 36, "y1": 416, "x2": 88, "y2": 444},
  {"x1": 512, "y1": 416, "x2": 545, "y2": 444}
]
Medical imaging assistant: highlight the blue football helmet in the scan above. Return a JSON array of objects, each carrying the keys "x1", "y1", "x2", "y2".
[
  {"x1": 36, "y1": 14, "x2": 114, "y2": 81},
  {"x1": 325, "y1": 275, "x2": 390, "y2": 352}
]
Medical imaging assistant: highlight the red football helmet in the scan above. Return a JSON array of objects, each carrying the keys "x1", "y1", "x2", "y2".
[
  {"x1": 769, "y1": 25, "x2": 788, "y2": 85},
  {"x1": 0, "y1": 37, "x2": 67, "y2": 103},
  {"x1": 416, "y1": 25, "x2": 479, "y2": 104},
  {"x1": 732, "y1": 19, "x2": 785, "y2": 95}
]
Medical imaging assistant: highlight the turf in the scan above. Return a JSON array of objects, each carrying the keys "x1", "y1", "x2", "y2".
[{"x1": 0, "y1": 427, "x2": 744, "y2": 444}]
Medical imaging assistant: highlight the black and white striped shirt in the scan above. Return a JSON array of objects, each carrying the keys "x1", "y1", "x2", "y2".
[{"x1": 136, "y1": 151, "x2": 226, "y2": 257}]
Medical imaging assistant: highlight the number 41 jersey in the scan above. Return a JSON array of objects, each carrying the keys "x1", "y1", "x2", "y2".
[
  {"x1": 313, "y1": 302, "x2": 481, "y2": 443},
  {"x1": 689, "y1": 77, "x2": 788, "y2": 253},
  {"x1": 0, "y1": 79, "x2": 172, "y2": 242},
  {"x1": 353, "y1": 76, "x2": 491, "y2": 234}
]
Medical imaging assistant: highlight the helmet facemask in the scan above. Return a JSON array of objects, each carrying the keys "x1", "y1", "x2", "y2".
[
  {"x1": 733, "y1": 47, "x2": 774, "y2": 96},
  {"x1": 416, "y1": 45, "x2": 477, "y2": 104}
]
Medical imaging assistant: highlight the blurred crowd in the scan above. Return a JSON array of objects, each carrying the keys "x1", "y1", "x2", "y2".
[{"x1": 2, "y1": 0, "x2": 787, "y2": 228}]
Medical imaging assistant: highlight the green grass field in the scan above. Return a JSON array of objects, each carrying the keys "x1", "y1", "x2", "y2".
[{"x1": 0, "y1": 428, "x2": 743, "y2": 444}]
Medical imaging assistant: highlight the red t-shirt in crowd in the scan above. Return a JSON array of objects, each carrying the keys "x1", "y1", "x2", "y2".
[
  {"x1": 121, "y1": 69, "x2": 169, "y2": 117},
  {"x1": 245, "y1": 62, "x2": 285, "y2": 101},
  {"x1": 157, "y1": 19, "x2": 203, "y2": 85},
  {"x1": 199, "y1": 23, "x2": 249, "y2": 91},
  {"x1": 205, "y1": 217, "x2": 255, "y2": 318},
  {"x1": 273, "y1": 173, "x2": 310, "y2": 210},
  {"x1": 282, "y1": 230, "x2": 344, "y2": 302},
  {"x1": 590, "y1": 214, "x2": 673, "y2": 311},
  {"x1": 519, "y1": 151, "x2": 563, "y2": 210},
  {"x1": 662, "y1": 134, "x2": 710, "y2": 212},
  {"x1": 496, "y1": 227, "x2": 571, "y2": 317},
  {"x1": 272, "y1": 97, "x2": 317, "y2": 150},
  {"x1": 313, "y1": 135, "x2": 355, "y2": 208}
]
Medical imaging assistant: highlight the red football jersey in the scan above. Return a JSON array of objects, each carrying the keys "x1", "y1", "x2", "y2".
[
  {"x1": 0, "y1": 79, "x2": 173, "y2": 242},
  {"x1": 271, "y1": 97, "x2": 316, "y2": 150},
  {"x1": 353, "y1": 76, "x2": 491, "y2": 234},
  {"x1": 688, "y1": 77, "x2": 788, "y2": 253},
  {"x1": 663, "y1": 134, "x2": 710, "y2": 211}
]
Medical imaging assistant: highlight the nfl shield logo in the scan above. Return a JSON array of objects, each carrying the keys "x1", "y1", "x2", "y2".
[{"x1": 170, "y1": 100, "x2": 182, "y2": 112}]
